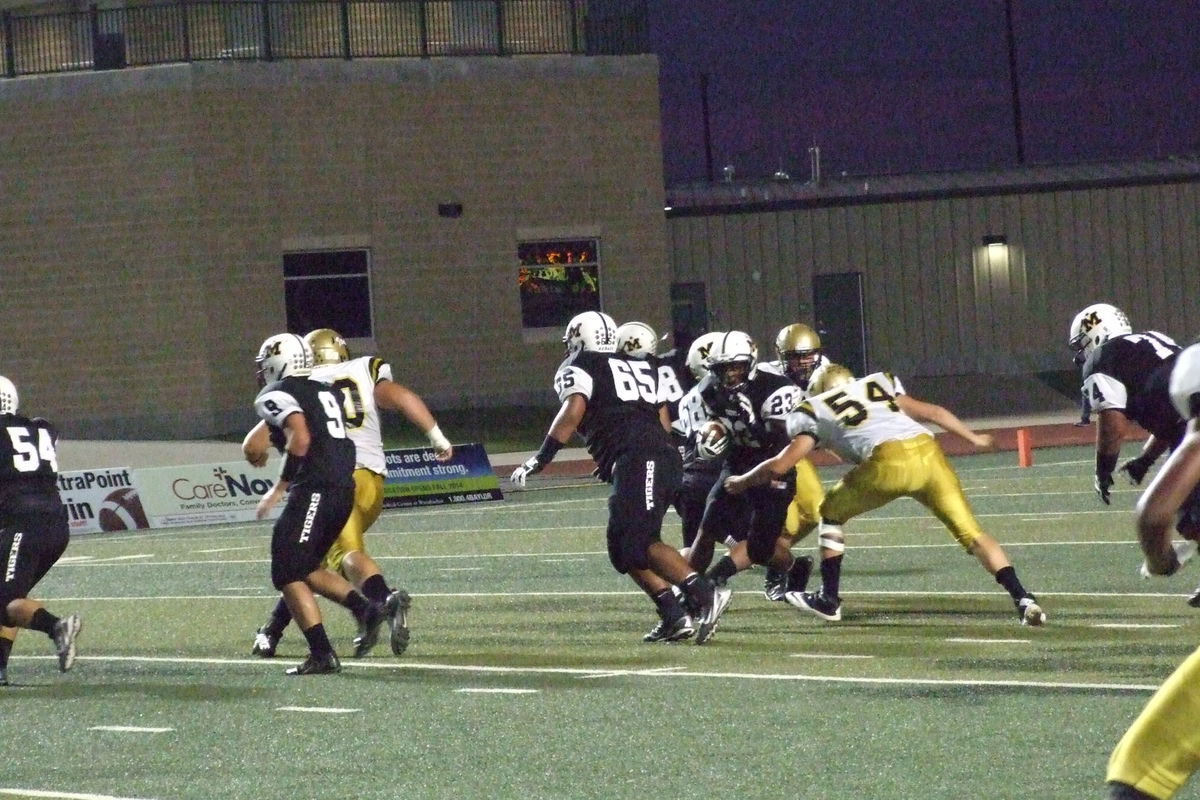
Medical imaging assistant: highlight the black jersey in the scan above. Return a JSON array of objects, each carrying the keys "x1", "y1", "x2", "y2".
[
  {"x1": 653, "y1": 349, "x2": 693, "y2": 425},
  {"x1": 554, "y1": 350, "x2": 673, "y2": 483},
  {"x1": 254, "y1": 375, "x2": 356, "y2": 489},
  {"x1": 1082, "y1": 331, "x2": 1185, "y2": 443},
  {"x1": 699, "y1": 367, "x2": 803, "y2": 473},
  {"x1": 0, "y1": 413, "x2": 62, "y2": 512}
]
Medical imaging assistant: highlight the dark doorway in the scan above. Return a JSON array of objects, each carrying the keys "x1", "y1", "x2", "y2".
[{"x1": 813, "y1": 272, "x2": 867, "y2": 376}]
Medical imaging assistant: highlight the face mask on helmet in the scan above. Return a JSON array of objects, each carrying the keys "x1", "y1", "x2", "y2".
[
  {"x1": 0, "y1": 376, "x2": 18, "y2": 415},
  {"x1": 686, "y1": 332, "x2": 724, "y2": 380},
  {"x1": 562, "y1": 311, "x2": 618, "y2": 355},
  {"x1": 808, "y1": 363, "x2": 856, "y2": 395},
  {"x1": 304, "y1": 328, "x2": 350, "y2": 366},
  {"x1": 706, "y1": 331, "x2": 757, "y2": 392},
  {"x1": 615, "y1": 321, "x2": 658, "y2": 359},
  {"x1": 775, "y1": 323, "x2": 822, "y2": 384},
  {"x1": 1068, "y1": 303, "x2": 1131, "y2": 365},
  {"x1": 256, "y1": 333, "x2": 314, "y2": 386}
]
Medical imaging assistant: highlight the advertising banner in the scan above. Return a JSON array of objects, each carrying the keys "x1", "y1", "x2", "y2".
[
  {"x1": 59, "y1": 467, "x2": 148, "y2": 536},
  {"x1": 383, "y1": 442, "x2": 503, "y2": 508},
  {"x1": 135, "y1": 462, "x2": 284, "y2": 528}
]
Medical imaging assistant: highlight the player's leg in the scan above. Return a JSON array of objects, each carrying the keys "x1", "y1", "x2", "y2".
[
  {"x1": 0, "y1": 508, "x2": 79, "y2": 675},
  {"x1": 766, "y1": 459, "x2": 824, "y2": 600},
  {"x1": 1106, "y1": 645, "x2": 1200, "y2": 799}
]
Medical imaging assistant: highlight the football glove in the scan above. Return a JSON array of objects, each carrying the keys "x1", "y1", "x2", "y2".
[
  {"x1": 696, "y1": 423, "x2": 730, "y2": 460},
  {"x1": 1139, "y1": 540, "x2": 1198, "y2": 578},
  {"x1": 1118, "y1": 455, "x2": 1153, "y2": 485},
  {"x1": 509, "y1": 456, "x2": 543, "y2": 488},
  {"x1": 1094, "y1": 472, "x2": 1114, "y2": 505}
]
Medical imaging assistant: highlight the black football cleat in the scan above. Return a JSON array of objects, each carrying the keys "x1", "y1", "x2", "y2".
[{"x1": 285, "y1": 651, "x2": 342, "y2": 676}]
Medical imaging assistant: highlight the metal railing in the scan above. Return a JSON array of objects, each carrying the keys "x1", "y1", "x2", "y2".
[{"x1": 1, "y1": 0, "x2": 649, "y2": 78}]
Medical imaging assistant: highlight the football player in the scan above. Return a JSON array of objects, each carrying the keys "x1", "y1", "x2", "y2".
[
  {"x1": 756, "y1": 323, "x2": 830, "y2": 600},
  {"x1": 725, "y1": 364, "x2": 1045, "y2": 626},
  {"x1": 671, "y1": 331, "x2": 726, "y2": 557},
  {"x1": 251, "y1": 333, "x2": 386, "y2": 675},
  {"x1": 509, "y1": 311, "x2": 732, "y2": 645},
  {"x1": 244, "y1": 329, "x2": 453, "y2": 659},
  {"x1": 1105, "y1": 342, "x2": 1200, "y2": 800},
  {"x1": 686, "y1": 331, "x2": 815, "y2": 607},
  {"x1": 1069, "y1": 303, "x2": 1185, "y2": 507},
  {"x1": 0, "y1": 376, "x2": 81, "y2": 686}
]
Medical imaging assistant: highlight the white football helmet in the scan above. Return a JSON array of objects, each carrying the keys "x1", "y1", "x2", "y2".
[
  {"x1": 706, "y1": 331, "x2": 758, "y2": 391},
  {"x1": 1169, "y1": 343, "x2": 1200, "y2": 421},
  {"x1": 686, "y1": 332, "x2": 724, "y2": 380},
  {"x1": 1069, "y1": 303, "x2": 1131, "y2": 365},
  {"x1": 562, "y1": 311, "x2": 618, "y2": 355},
  {"x1": 304, "y1": 328, "x2": 349, "y2": 366},
  {"x1": 0, "y1": 376, "x2": 18, "y2": 415},
  {"x1": 615, "y1": 321, "x2": 658, "y2": 359},
  {"x1": 256, "y1": 333, "x2": 313, "y2": 385}
]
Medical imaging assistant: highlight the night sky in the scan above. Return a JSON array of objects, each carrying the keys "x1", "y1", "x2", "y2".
[{"x1": 648, "y1": 1, "x2": 1200, "y2": 184}]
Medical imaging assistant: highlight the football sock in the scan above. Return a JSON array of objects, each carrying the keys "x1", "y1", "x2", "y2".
[
  {"x1": 706, "y1": 556, "x2": 739, "y2": 586},
  {"x1": 342, "y1": 589, "x2": 371, "y2": 621},
  {"x1": 993, "y1": 566, "x2": 1029, "y2": 601},
  {"x1": 29, "y1": 608, "x2": 58, "y2": 637},
  {"x1": 820, "y1": 555, "x2": 843, "y2": 599},
  {"x1": 0, "y1": 636, "x2": 11, "y2": 669},
  {"x1": 788, "y1": 556, "x2": 811, "y2": 583},
  {"x1": 652, "y1": 588, "x2": 682, "y2": 619},
  {"x1": 264, "y1": 597, "x2": 292, "y2": 637},
  {"x1": 360, "y1": 574, "x2": 391, "y2": 605},
  {"x1": 300, "y1": 623, "x2": 334, "y2": 656}
]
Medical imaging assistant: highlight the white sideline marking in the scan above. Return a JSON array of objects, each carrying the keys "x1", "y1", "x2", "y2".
[
  {"x1": 58, "y1": 555, "x2": 96, "y2": 563},
  {"x1": 790, "y1": 653, "x2": 874, "y2": 660},
  {"x1": 579, "y1": 666, "x2": 686, "y2": 679},
  {"x1": 66, "y1": 654, "x2": 1162, "y2": 693},
  {"x1": 1092, "y1": 623, "x2": 1181, "y2": 629},
  {"x1": 455, "y1": 688, "x2": 539, "y2": 694},
  {"x1": 437, "y1": 567, "x2": 484, "y2": 572},
  {"x1": 219, "y1": 587, "x2": 259, "y2": 591},
  {"x1": 95, "y1": 554, "x2": 154, "y2": 562},
  {"x1": 88, "y1": 725, "x2": 174, "y2": 733},
  {"x1": 194, "y1": 546, "x2": 259, "y2": 554},
  {"x1": 277, "y1": 706, "x2": 360, "y2": 714},
  {"x1": 541, "y1": 557, "x2": 589, "y2": 562},
  {"x1": 946, "y1": 637, "x2": 1031, "y2": 644},
  {"x1": 0, "y1": 789, "x2": 158, "y2": 800}
]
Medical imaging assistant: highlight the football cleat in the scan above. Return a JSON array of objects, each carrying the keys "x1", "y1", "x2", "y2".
[
  {"x1": 1189, "y1": 586, "x2": 1200, "y2": 609},
  {"x1": 763, "y1": 568, "x2": 789, "y2": 602},
  {"x1": 385, "y1": 589, "x2": 412, "y2": 656},
  {"x1": 285, "y1": 651, "x2": 341, "y2": 676},
  {"x1": 1017, "y1": 596, "x2": 1047, "y2": 626},
  {"x1": 53, "y1": 614, "x2": 82, "y2": 672},
  {"x1": 786, "y1": 589, "x2": 841, "y2": 622},
  {"x1": 352, "y1": 601, "x2": 387, "y2": 658},
  {"x1": 694, "y1": 584, "x2": 733, "y2": 645},
  {"x1": 643, "y1": 612, "x2": 695, "y2": 643},
  {"x1": 251, "y1": 627, "x2": 279, "y2": 658}
]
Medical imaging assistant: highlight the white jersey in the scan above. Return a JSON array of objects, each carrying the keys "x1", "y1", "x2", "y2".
[
  {"x1": 784, "y1": 371, "x2": 925, "y2": 464},
  {"x1": 311, "y1": 355, "x2": 393, "y2": 474},
  {"x1": 1170, "y1": 343, "x2": 1200, "y2": 421}
]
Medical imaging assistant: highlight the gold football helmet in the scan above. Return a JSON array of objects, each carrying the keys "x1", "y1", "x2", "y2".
[
  {"x1": 808, "y1": 363, "x2": 856, "y2": 395},
  {"x1": 304, "y1": 328, "x2": 350, "y2": 366},
  {"x1": 775, "y1": 323, "x2": 822, "y2": 385}
]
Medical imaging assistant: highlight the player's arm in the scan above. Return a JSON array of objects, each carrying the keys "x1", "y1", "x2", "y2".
[
  {"x1": 724, "y1": 432, "x2": 816, "y2": 495},
  {"x1": 658, "y1": 404, "x2": 672, "y2": 434},
  {"x1": 1136, "y1": 421, "x2": 1200, "y2": 574},
  {"x1": 1093, "y1": 407, "x2": 1130, "y2": 503},
  {"x1": 510, "y1": 394, "x2": 586, "y2": 486},
  {"x1": 1119, "y1": 433, "x2": 1170, "y2": 485},
  {"x1": 895, "y1": 394, "x2": 994, "y2": 450},
  {"x1": 374, "y1": 379, "x2": 452, "y2": 460},
  {"x1": 242, "y1": 420, "x2": 271, "y2": 467}
]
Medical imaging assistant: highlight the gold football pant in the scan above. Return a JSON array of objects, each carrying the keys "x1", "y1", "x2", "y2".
[
  {"x1": 1107, "y1": 645, "x2": 1200, "y2": 799},
  {"x1": 783, "y1": 458, "x2": 824, "y2": 540},
  {"x1": 819, "y1": 434, "x2": 982, "y2": 550},
  {"x1": 321, "y1": 468, "x2": 385, "y2": 575}
]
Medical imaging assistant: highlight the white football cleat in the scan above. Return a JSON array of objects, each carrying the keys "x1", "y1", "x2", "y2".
[{"x1": 1139, "y1": 540, "x2": 1198, "y2": 579}]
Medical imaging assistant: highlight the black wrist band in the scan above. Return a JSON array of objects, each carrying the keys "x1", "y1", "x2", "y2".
[{"x1": 535, "y1": 436, "x2": 563, "y2": 466}]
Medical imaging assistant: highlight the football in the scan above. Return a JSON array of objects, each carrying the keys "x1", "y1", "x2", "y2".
[
  {"x1": 98, "y1": 487, "x2": 150, "y2": 531},
  {"x1": 696, "y1": 419, "x2": 731, "y2": 459}
]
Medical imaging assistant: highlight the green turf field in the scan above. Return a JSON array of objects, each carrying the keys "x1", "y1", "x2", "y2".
[{"x1": 3, "y1": 444, "x2": 1198, "y2": 800}]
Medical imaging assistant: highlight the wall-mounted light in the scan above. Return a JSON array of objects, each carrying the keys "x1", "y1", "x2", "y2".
[{"x1": 981, "y1": 234, "x2": 1007, "y2": 248}]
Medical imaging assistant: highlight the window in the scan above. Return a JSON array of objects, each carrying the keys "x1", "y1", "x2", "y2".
[
  {"x1": 517, "y1": 238, "x2": 601, "y2": 329},
  {"x1": 283, "y1": 249, "x2": 373, "y2": 338}
]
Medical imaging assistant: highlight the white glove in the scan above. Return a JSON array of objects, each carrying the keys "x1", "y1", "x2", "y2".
[
  {"x1": 510, "y1": 456, "x2": 543, "y2": 488},
  {"x1": 1140, "y1": 540, "x2": 1198, "y2": 578}
]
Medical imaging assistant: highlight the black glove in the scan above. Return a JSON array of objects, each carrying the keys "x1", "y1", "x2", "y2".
[
  {"x1": 1119, "y1": 455, "x2": 1153, "y2": 485},
  {"x1": 1094, "y1": 472, "x2": 1114, "y2": 505}
]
